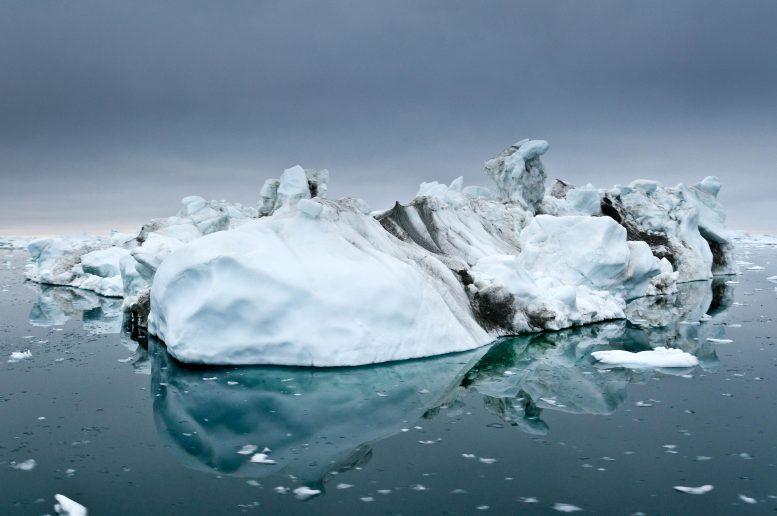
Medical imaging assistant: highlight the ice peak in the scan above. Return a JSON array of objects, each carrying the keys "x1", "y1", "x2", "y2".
[{"x1": 484, "y1": 139, "x2": 549, "y2": 212}]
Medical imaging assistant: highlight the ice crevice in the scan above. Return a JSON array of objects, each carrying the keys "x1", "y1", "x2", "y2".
[{"x1": 23, "y1": 139, "x2": 739, "y2": 366}]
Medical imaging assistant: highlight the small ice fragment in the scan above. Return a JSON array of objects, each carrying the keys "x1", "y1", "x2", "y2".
[
  {"x1": 411, "y1": 484, "x2": 428, "y2": 491},
  {"x1": 273, "y1": 486, "x2": 289, "y2": 494},
  {"x1": 746, "y1": 266, "x2": 765, "y2": 270},
  {"x1": 360, "y1": 497, "x2": 374, "y2": 502},
  {"x1": 553, "y1": 503, "x2": 582, "y2": 512},
  {"x1": 375, "y1": 392, "x2": 388, "y2": 397},
  {"x1": 706, "y1": 338, "x2": 733, "y2": 344},
  {"x1": 636, "y1": 401, "x2": 653, "y2": 407},
  {"x1": 503, "y1": 370, "x2": 516, "y2": 376},
  {"x1": 451, "y1": 489, "x2": 468, "y2": 494},
  {"x1": 476, "y1": 505, "x2": 490, "y2": 510},
  {"x1": 293, "y1": 486, "x2": 321, "y2": 501},
  {"x1": 8, "y1": 350, "x2": 32, "y2": 363},
  {"x1": 738, "y1": 452, "x2": 753, "y2": 460},
  {"x1": 418, "y1": 440, "x2": 436, "y2": 445},
  {"x1": 462, "y1": 453, "x2": 476, "y2": 459},
  {"x1": 674, "y1": 485, "x2": 713, "y2": 495},
  {"x1": 54, "y1": 494, "x2": 87, "y2": 516},
  {"x1": 12, "y1": 459, "x2": 37, "y2": 471},
  {"x1": 117, "y1": 357, "x2": 133, "y2": 363},
  {"x1": 237, "y1": 444, "x2": 258, "y2": 455},
  {"x1": 250, "y1": 453, "x2": 276, "y2": 464},
  {"x1": 202, "y1": 377, "x2": 217, "y2": 381},
  {"x1": 520, "y1": 497, "x2": 539, "y2": 503},
  {"x1": 696, "y1": 456, "x2": 712, "y2": 461},
  {"x1": 738, "y1": 494, "x2": 756, "y2": 504},
  {"x1": 335, "y1": 483, "x2": 353, "y2": 489},
  {"x1": 227, "y1": 381, "x2": 238, "y2": 386},
  {"x1": 591, "y1": 347, "x2": 698, "y2": 368},
  {"x1": 766, "y1": 275, "x2": 777, "y2": 283},
  {"x1": 65, "y1": 469, "x2": 76, "y2": 477},
  {"x1": 246, "y1": 480, "x2": 260, "y2": 486},
  {"x1": 478, "y1": 457, "x2": 497, "y2": 464},
  {"x1": 377, "y1": 489, "x2": 392, "y2": 495}
]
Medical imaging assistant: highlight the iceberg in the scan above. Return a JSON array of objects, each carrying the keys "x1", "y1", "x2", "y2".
[{"x1": 23, "y1": 138, "x2": 741, "y2": 366}]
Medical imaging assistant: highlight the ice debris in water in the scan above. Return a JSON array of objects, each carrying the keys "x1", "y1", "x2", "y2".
[
  {"x1": 8, "y1": 350, "x2": 32, "y2": 363},
  {"x1": 552, "y1": 502, "x2": 583, "y2": 512},
  {"x1": 673, "y1": 485, "x2": 714, "y2": 495},
  {"x1": 706, "y1": 338, "x2": 733, "y2": 344},
  {"x1": 292, "y1": 486, "x2": 321, "y2": 501},
  {"x1": 250, "y1": 453, "x2": 276, "y2": 465},
  {"x1": 11, "y1": 459, "x2": 37, "y2": 471},
  {"x1": 237, "y1": 444, "x2": 257, "y2": 455},
  {"x1": 738, "y1": 494, "x2": 757, "y2": 504},
  {"x1": 54, "y1": 494, "x2": 88, "y2": 516},
  {"x1": 591, "y1": 347, "x2": 699, "y2": 368}
]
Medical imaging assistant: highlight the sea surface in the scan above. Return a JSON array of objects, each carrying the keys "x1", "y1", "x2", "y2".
[{"x1": 1, "y1": 244, "x2": 775, "y2": 515}]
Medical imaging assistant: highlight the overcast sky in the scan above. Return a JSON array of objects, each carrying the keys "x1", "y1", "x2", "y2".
[{"x1": 1, "y1": 1, "x2": 775, "y2": 235}]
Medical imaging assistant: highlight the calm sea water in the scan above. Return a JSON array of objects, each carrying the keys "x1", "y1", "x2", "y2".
[{"x1": 1, "y1": 245, "x2": 775, "y2": 515}]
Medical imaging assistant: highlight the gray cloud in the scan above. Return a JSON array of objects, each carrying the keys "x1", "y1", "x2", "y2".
[{"x1": 1, "y1": 0, "x2": 775, "y2": 234}]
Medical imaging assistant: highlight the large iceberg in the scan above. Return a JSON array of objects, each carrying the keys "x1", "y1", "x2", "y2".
[{"x1": 24, "y1": 138, "x2": 739, "y2": 366}]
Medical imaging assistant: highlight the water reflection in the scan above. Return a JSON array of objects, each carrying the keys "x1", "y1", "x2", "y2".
[
  {"x1": 149, "y1": 339, "x2": 488, "y2": 487},
  {"x1": 27, "y1": 282, "x2": 150, "y2": 373},
  {"x1": 461, "y1": 278, "x2": 734, "y2": 431},
  {"x1": 28, "y1": 283, "x2": 123, "y2": 334}
]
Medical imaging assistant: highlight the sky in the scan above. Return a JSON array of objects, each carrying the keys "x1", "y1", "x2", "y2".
[{"x1": 1, "y1": 0, "x2": 775, "y2": 235}]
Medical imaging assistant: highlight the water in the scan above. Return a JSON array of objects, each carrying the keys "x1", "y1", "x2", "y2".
[{"x1": 1, "y1": 245, "x2": 775, "y2": 515}]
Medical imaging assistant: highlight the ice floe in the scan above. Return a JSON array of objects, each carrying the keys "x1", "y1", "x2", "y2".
[
  {"x1": 591, "y1": 347, "x2": 699, "y2": 368},
  {"x1": 54, "y1": 494, "x2": 88, "y2": 515}
]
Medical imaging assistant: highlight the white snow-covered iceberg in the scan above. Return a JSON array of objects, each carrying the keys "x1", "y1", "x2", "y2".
[{"x1": 24, "y1": 138, "x2": 740, "y2": 366}]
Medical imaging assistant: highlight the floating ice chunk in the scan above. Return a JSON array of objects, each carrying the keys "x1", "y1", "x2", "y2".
[
  {"x1": 705, "y1": 338, "x2": 733, "y2": 344},
  {"x1": 591, "y1": 347, "x2": 699, "y2": 368},
  {"x1": 250, "y1": 453, "x2": 276, "y2": 465},
  {"x1": 11, "y1": 459, "x2": 37, "y2": 471},
  {"x1": 674, "y1": 485, "x2": 713, "y2": 495},
  {"x1": 54, "y1": 494, "x2": 88, "y2": 516},
  {"x1": 552, "y1": 503, "x2": 582, "y2": 512},
  {"x1": 738, "y1": 494, "x2": 757, "y2": 504},
  {"x1": 8, "y1": 350, "x2": 32, "y2": 363},
  {"x1": 336, "y1": 483, "x2": 353, "y2": 489},
  {"x1": 746, "y1": 265, "x2": 765, "y2": 271},
  {"x1": 292, "y1": 486, "x2": 321, "y2": 500},
  {"x1": 237, "y1": 445, "x2": 258, "y2": 455},
  {"x1": 766, "y1": 275, "x2": 777, "y2": 283}
]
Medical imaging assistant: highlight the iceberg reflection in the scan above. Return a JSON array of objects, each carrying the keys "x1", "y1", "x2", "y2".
[
  {"x1": 147, "y1": 279, "x2": 734, "y2": 485},
  {"x1": 148, "y1": 339, "x2": 487, "y2": 487}
]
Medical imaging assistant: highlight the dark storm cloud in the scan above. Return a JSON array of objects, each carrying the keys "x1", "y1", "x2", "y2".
[{"x1": 1, "y1": 0, "x2": 775, "y2": 233}]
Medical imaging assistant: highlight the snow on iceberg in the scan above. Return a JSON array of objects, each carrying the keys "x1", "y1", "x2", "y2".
[
  {"x1": 24, "y1": 137, "x2": 741, "y2": 366},
  {"x1": 148, "y1": 198, "x2": 489, "y2": 366}
]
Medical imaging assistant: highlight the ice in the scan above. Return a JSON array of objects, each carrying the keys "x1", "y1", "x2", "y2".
[
  {"x1": 249, "y1": 453, "x2": 276, "y2": 465},
  {"x1": 483, "y1": 139, "x2": 549, "y2": 212},
  {"x1": 54, "y1": 494, "x2": 88, "y2": 516},
  {"x1": 148, "y1": 199, "x2": 490, "y2": 366},
  {"x1": 292, "y1": 486, "x2": 321, "y2": 501},
  {"x1": 673, "y1": 485, "x2": 713, "y2": 495},
  {"x1": 552, "y1": 503, "x2": 582, "y2": 512},
  {"x1": 22, "y1": 137, "x2": 745, "y2": 367},
  {"x1": 11, "y1": 458, "x2": 37, "y2": 471},
  {"x1": 738, "y1": 494, "x2": 757, "y2": 504},
  {"x1": 592, "y1": 347, "x2": 699, "y2": 368},
  {"x1": 8, "y1": 350, "x2": 32, "y2": 363}
]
